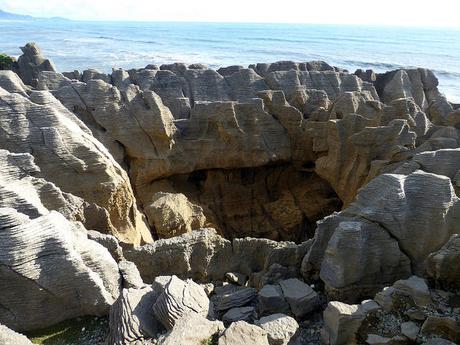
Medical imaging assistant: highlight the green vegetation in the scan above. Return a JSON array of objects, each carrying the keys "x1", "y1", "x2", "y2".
[
  {"x1": 0, "y1": 53, "x2": 15, "y2": 70},
  {"x1": 26, "y1": 316, "x2": 109, "y2": 345},
  {"x1": 201, "y1": 333, "x2": 219, "y2": 345}
]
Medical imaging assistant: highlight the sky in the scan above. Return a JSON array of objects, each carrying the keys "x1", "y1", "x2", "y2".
[{"x1": 1, "y1": 0, "x2": 459, "y2": 27}]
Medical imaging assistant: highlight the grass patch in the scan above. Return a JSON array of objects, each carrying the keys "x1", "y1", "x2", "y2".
[
  {"x1": 26, "y1": 316, "x2": 109, "y2": 345},
  {"x1": 201, "y1": 333, "x2": 219, "y2": 345},
  {"x1": 0, "y1": 53, "x2": 15, "y2": 70}
]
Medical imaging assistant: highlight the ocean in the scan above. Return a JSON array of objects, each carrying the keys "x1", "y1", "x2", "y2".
[{"x1": 1, "y1": 19, "x2": 459, "y2": 102}]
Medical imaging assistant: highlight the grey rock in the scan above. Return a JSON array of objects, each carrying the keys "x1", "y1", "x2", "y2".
[
  {"x1": 16, "y1": 42, "x2": 56, "y2": 86},
  {"x1": 0, "y1": 208, "x2": 120, "y2": 332},
  {"x1": 37, "y1": 71, "x2": 72, "y2": 90},
  {"x1": 278, "y1": 278, "x2": 319, "y2": 318},
  {"x1": 401, "y1": 321, "x2": 419, "y2": 341},
  {"x1": 0, "y1": 82, "x2": 151, "y2": 244},
  {"x1": 124, "y1": 229, "x2": 307, "y2": 283},
  {"x1": 218, "y1": 321, "x2": 269, "y2": 345},
  {"x1": 152, "y1": 275, "x2": 211, "y2": 330},
  {"x1": 393, "y1": 276, "x2": 432, "y2": 307},
  {"x1": 108, "y1": 286, "x2": 159, "y2": 345},
  {"x1": 152, "y1": 275, "x2": 173, "y2": 295},
  {"x1": 81, "y1": 68, "x2": 111, "y2": 83},
  {"x1": 308, "y1": 170, "x2": 459, "y2": 301},
  {"x1": 222, "y1": 307, "x2": 257, "y2": 325},
  {"x1": 320, "y1": 220, "x2": 411, "y2": 301},
  {"x1": 62, "y1": 70, "x2": 80, "y2": 80},
  {"x1": 118, "y1": 260, "x2": 144, "y2": 289},
  {"x1": 218, "y1": 65, "x2": 245, "y2": 76},
  {"x1": 216, "y1": 287, "x2": 257, "y2": 312},
  {"x1": 0, "y1": 324, "x2": 33, "y2": 345},
  {"x1": 322, "y1": 301, "x2": 364, "y2": 345},
  {"x1": 427, "y1": 234, "x2": 460, "y2": 288},
  {"x1": 258, "y1": 284, "x2": 290, "y2": 315},
  {"x1": 366, "y1": 334, "x2": 393, "y2": 344},
  {"x1": 0, "y1": 70, "x2": 28, "y2": 95},
  {"x1": 256, "y1": 313, "x2": 299, "y2": 345},
  {"x1": 87, "y1": 230, "x2": 123, "y2": 261},
  {"x1": 421, "y1": 316, "x2": 460, "y2": 343},
  {"x1": 156, "y1": 312, "x2": 224, "y2": 345},
  {"x1": 124, "y1": 229, "x2": 234, "y2": 282}
]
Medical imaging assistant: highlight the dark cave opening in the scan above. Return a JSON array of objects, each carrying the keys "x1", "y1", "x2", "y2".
[{"x1": 148, "y1": 163, "x2": 342, "y2": 243}]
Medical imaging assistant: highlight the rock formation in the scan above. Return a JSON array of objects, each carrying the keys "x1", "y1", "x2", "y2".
[
  {"x1": 0, "y1": 43, "x2": 459, "y2": 344},
  {"x1": 0, "y1": 208, "x2": 120, "y2": 332}
]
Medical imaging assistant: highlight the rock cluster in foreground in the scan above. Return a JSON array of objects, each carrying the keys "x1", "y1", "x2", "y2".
[{"x1": 0, "y1": 43, "x2": 459, "y2": 344}]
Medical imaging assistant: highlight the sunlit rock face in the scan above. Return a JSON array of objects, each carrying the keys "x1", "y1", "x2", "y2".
[{"x1": 2, "y1": 44, "x2": 459, "y2": 339}]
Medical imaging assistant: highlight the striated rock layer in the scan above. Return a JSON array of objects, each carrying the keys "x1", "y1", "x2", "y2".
[{"x1": 0, "y1": 43, "x2": 460, "y2": 343}]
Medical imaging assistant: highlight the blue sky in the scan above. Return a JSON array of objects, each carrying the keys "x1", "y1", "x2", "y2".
[{"x1": 1, "y1": 0, "x2": 459, "y2": 27}]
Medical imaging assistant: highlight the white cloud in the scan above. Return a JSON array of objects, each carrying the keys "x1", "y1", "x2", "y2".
[{"x1": 1, "y1": 0, "x2": 459, "y2": 27}]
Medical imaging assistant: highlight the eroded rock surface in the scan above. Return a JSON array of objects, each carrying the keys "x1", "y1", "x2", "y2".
[
  {"x1": 1, "y1": 43, "x2": 459, "y2": 344},
  {"x1": 0, "y1": 208, "x2": 120, "y2": 332}
]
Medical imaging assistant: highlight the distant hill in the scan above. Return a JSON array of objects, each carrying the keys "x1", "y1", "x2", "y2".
[
  {"x1": 0, "y1": 9, "x2": 68, "y2": 21},
  {"x1": 0, "y1": 9, "x2": 34, "y2": 20}
]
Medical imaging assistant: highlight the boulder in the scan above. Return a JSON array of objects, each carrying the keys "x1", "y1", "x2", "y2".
[
  {"x1": 37, "y1": 71, "x2": 72, "y2": 90},
  {"x1": 421, "y1": 316, "x2": 460, "y2": 343},
  {"x1": 305, "y1": 170, "x2": 459, "y2": 301},
  {"x1": 107, "y1": 286, "x2": 159, "y2": 344},
  {"x1": 256, "y1": 313, "x2": 299, "y2": 345},
  {"x1": 157, "y1": 312, "x2": 224, "y2": 345},
  {"x1": 222, "y1": 307, "x2": 257, "y2": 325},
  {"x1": 400, "y1": 321, "x2": 419, "y2": 341},
  {"x1": 16, "y1": 43, "x2": 56, "y2": 86},
  {"x1": 320, "y1": 220, "x2": 411, "y2": 301},
  {"x1": 0, "y1": 70, "x2": 28, "y2": 95},
  {"x1": 278, "y1": 278, "x2": 319, "y2": 318},
  {"x1": 258, "y1": 284, "x2": 290, "y2": 315},
  {"x1": 118, "y1": 260, "x2": 144, "y2": 289},
  {"x1": 322, "y1": 301, "x2": 364, "y2": 345},
  {"x1": 215, "y1": 287, "x2": 258, "y2": 312},
  {"x1": 218, "y1": 321, "x2": 270, "y2": 345},
  {"x1": 393, "y1": 276, "x2": 432, "y2": 307},
  {"x1": 0, "y1": 208, "x2": 120, "y2": 332},
  {"x1": 427, "y1": 234, "x2": 460, "y2": 289},
  {"x1": 144, "y1": 192, "x2": 207, "y2": 238},
  {"x1": 0, "y1": 324, "x2": 33, "y2": 345},
  {"x1": 0, "y1": 84, "x2": 151, "y2": 244},
  {"x1": 152, "y1": 275, "x2": 211, "y2": 330}
]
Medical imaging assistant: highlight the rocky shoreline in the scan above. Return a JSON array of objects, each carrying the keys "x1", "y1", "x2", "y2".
[{"x1": 0, "y1": 42, "x2": 459, "y2": 345}]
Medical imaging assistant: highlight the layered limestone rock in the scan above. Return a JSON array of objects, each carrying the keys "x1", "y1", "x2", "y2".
[
  {"x1": 375, "y1": 68, "x2": 453, "y2": 125},
  {"x1": 123, "y1": 228, "x2": 310, "y2": 283},
  {"x1": 2, "y1": 43, "x2": 460, "y2": 343},
  {"x1": 302, "y1": 170, "x2": 460, "y2": 301},
  {"x1": 0, "y1": 148, "x2": 117, "y2": 235},
  {"x1": 427, "y1": 234, "x2": 460, "y2": 289},
  {"x1": 107, "y1": 286, "x2": 159, "y2": 344},
  {"x1": 16, "y1": 43, "x2": 56, "y2": 86},
  {"x1": 152, "y1": 275, "x2": 211, "y2": 330},
  {"x1": 0, "y1": 74, "x2": 151, "y2": 244},
  {"x1": 0, "y1": 208, "x2": 121, "y2": 332},
  {"x1": 144, "y1": 192, "x2": 208, "y2": 238}
]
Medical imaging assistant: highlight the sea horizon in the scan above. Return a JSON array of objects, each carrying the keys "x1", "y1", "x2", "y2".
[{"x1": 2, "y1": 19, "x2": 460, "y2": 102}]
